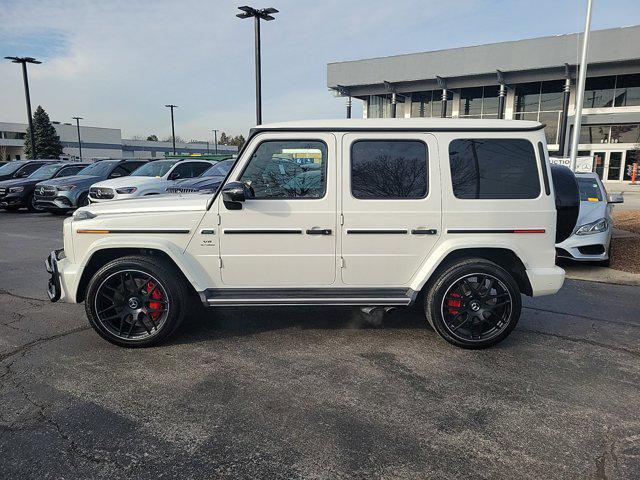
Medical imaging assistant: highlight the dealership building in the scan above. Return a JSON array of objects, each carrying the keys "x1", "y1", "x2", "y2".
[
  {"x1": 0, "y1": 121, "x2": 236, "y2": 161},
  {"x1": 328, "y1": 25, "x2": 640, "y2": 183}
]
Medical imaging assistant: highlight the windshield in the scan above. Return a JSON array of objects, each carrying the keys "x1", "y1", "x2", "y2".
[
  {"x1": 577, "y1": 177, "x2": 604, "y2": 202},
  {"x1": 29, "y1": 164, "x2": 62, "y2": 180},
  {"x1": 202, "y1": 160, "x2": 234, "y2": 177},
  {"x1": 0, "y1": 162, "x2": 24, "y2": 175},
  {"x1": 77, "y1": 161, "x2": 118, "y2": 177},
  {"x1": 130, "y1": 161, "x2": 176, "y2": 177}
]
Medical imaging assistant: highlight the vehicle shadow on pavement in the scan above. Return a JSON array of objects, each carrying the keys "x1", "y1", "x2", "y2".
[{"x1": 171, "y1": 305, "x2": 430, "y2": 346}]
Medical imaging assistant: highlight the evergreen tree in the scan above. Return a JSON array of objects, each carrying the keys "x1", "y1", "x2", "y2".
[
  {"x1": 229, "y1": 134, "x2": 246, "y2": 148},
  {"x1": 24, "y1": 106, "x2": 63, "y2": 159},
  {"x1": 218, "y1": 132, "x2": 229, "y2": 145}
]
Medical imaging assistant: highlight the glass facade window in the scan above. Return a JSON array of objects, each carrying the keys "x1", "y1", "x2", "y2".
[
  {"x1": 580, "y1": 125, "x2": 610, "y2": 144},
  {"x1": 368, "y1": 95, "x2": 405, "y2": 118},
  {"x1": 614, "y1": 74, "x2": 640, "y2": 107},
  {"x1": 584, "y1": 76, "x2": 616, "y2": 108},
  {"x1": 514, "y1": 81, "x2": 564, "y2": 144},
  {"x1": 623, "y1": 150, "x2": 640, "y2": 181},
  {"x1": 410, "y1": 90, "x2": 453, "y2": 118},
  {"x1": 459, "y1": 86, "x2": 499, "y2": 118},
  {"x1": 1, "y1": 131, "x2": 26, "y2": 140},
  {"x1": 611, "y1": 124, "x2": 640, "y2": 144},
  {"x1": 579, "y1": 124, "x2": 640, "y2": 144}
]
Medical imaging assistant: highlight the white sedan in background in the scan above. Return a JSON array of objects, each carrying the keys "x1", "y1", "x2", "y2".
[
  {"x1": 556, "y1": 172, "x2": 623, "y2": 266},
  {"x1": 88, "y1": 159, "x2": 212, "y2": 203}
]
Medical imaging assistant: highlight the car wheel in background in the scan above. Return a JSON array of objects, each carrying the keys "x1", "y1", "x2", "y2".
[
  {"x1": 85, "y1": 255, "x2": 189, "y2": 347},
  {"x1": 27, "y1": 194, "x2": 44, "y2": 212},
  {"x1": 77, "y1": 192, "x2": 90, "y2": 207},
  {"x1": 424, "y1": 258, "x2": 522, "y2": 349}
]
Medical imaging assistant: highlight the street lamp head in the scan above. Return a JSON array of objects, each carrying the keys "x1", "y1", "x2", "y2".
[
  {"x1": 164, "y1": 104, "x2": 178, "y2": 108},
  {"x1": 236, "y1": 6, "x2": 278, "y2": 20},
  {"x1": 72, "y1": 116, "x2": 83, "y2": 121},
  {"x1": 4, "y1": 56, "x2": 41, "y2": 64}
]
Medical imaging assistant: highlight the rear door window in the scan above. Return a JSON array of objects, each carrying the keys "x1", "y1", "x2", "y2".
[{"x1": 449, "y1": 139, "x2": 540, "y2": 199}]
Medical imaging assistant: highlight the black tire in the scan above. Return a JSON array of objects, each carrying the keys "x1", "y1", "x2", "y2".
[
  {"x1": 85, "y1": 255, "x2": 190, "y2": 347},
  {"x1": 77, "y1": 192, "x2": 90, "y2": 208},
  {"x1": 27, "y1": 194, "x2": 43, "y2": 212},
  {"x1": 424, "y1": 258, "x2": 522, "y2": 349}
]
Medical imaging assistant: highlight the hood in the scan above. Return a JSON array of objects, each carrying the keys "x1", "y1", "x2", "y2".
[
  {"x1": 576, "y1": 200, "x2": 607, "y2": 226},
  {"x1": 172, "y1": 175, "x2": 225, "y2": 189},
  {"x1": 91, "y1": 176, "x2": 165, "y2": 189},
  {"x1": 78, "y1": 193, "x2": 211, "y2": 216},
  {"x1": 37, "y1": 174, "x2": 99, "y2": 187},
  {"x1": 0, "y1": 177, "x2": 38, "y2": 189}
]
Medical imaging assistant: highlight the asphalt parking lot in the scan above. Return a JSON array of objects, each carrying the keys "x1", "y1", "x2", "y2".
[{"x1": 1, "y1": 210, "x2": 639, "y2": 479}]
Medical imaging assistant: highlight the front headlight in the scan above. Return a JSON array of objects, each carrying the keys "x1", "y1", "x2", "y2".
[
  {"x1": 73, "y1": 210, "x2": 97, "y2": 221},
  {"x1": 57, "y1": 185, "x2": 76, "y2": 191},
  {"x1": 8, "y1": 186, "x2": 24, "y2": 193},
  {"x1": 115, "y1": 187, "x2": 137, "y2": 194},
  {"x1": 575, "y1": 218, "x2": 608, "y2": 235}
]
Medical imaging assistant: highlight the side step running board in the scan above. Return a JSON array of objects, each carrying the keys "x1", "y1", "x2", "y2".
[{"x1": 203, "y1": 288, "x2": 415, "y2": 306}]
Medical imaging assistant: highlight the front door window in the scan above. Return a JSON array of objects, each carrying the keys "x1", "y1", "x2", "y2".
[{"x1": 592, "y1": 151, "x2": 605, "y2": 179}]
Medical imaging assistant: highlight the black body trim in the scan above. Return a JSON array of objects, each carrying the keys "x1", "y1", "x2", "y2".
[
  {"x1": 224, "y1": 229, "x2": 303, "y2": 234},
  {"x1": 249, "y1": 124, "x2": 546, "y2": 135},
  {"x1": 346, "y1": 229, "x2": 408, "y2": 234},
  {"x1": 537, "y1": 141, "x2": 551, "y2": 196},
  {"x1": 411, "y1": 229, "x2": 438, "y2": 235}
]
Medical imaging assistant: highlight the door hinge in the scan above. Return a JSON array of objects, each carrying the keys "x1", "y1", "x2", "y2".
[
  {"x1": 340, "y1": 256, "x2": 345, "y2": 268},
  {"x1": 340, "y1": 213, "x2": 344, "y2": 226},
  {"x1": 218, "y1": 257, "x2": 223, "y2": 268},
  {"x1": 217, "y1": 213, "x2": 221, "y2": 225}
]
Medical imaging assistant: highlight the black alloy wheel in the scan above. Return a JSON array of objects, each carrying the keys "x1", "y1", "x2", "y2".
[
  {"x1": 85, "y1": 256, "x2": 189, "y2": 347},
  {"x1": 28, "y1": 194, "x2": 44, "y2": 212},
  {"x1": 425, "y1": 258, "x2": 522, "y2": 349}
]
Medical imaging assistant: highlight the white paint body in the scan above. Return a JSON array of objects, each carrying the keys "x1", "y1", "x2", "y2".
[{"x1": 54, "y1": 119, "x2": 565, "y2": 304}]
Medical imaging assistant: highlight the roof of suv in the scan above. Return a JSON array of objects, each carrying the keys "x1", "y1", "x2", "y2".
[{"x1": 254, "y1": 118, "x2": 544, "y2": 132}]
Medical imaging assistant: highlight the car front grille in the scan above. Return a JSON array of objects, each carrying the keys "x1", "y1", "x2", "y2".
[
  {"x1": 35, "y1": 186, "x2": 56, "y2": 198},
  {"x1": 167, "y1": 187, "x2": 199, "y2": 194},
  {"x1": 89, "y1": 187, "x2": 115, "y2": 199}
]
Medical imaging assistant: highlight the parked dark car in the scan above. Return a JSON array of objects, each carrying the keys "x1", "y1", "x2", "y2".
[
  {"x1": 0, "y1": 162, "x2": 88, "y2": 212},
  {"x1": 34, "y1": 159, "x2": 148, "y2": 213},
  {"x1": 0, "y1": 160, "x2": 57, "y2": 182},
  {"x1": 166, "y1": 159, "x2": 235, "y2": 194}
]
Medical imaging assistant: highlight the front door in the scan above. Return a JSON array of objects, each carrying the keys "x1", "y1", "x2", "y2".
[
  {"x1": 605, "y1": 151, "x2": 625, "y2": 181},
  {"x1": 592, "y1": 151, "x2": 606, "y2": 179},
  {"x1": 340, "y1": 133, "x2": 441, "y2": 286},
  {"x1": 218, "y1": 133, "x2": 337, "y2": 287}
]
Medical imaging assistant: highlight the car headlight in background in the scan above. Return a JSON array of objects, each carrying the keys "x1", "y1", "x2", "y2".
[
  {"x1": 73, "y1": 210, "x2": 97, "y2": 221},
  {"x1": 57, "y1": 185, "x2": 76, "y2": 191},
  {"x1": 575, "y1": 218, "x2": 608, "y2": 235},
  {"x1": 8, "y1": 186, "x2": 24, "y2": 193},
  {"x1": 115, "y1": 187, "x2": 137, "y2": 194}
]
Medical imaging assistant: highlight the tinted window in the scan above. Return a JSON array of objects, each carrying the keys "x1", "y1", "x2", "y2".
[
  {"x1": 77, "y1": 161, "x2": 119, "y2": 176},
  {"x1": 170, "y1": 162, "x2": 210, "y2": 179},
  {"x1": 55, "y1": 165, "x2": 85, "y2": 177},
  {"x1": 577, "y1": 177, "x2": 603, "y2": 202},
  {"x1": 449, "y1": 139, "x2": 540, "y2": 199},
  {"x1": 131, "y1": 161, "x2": 176, "y2": 177},
  {"x1": 121, "y1": 161, "x2": 145, "y2": 173},
  {"x1": 16, "y1": 163, "x2": 46, "y2": 177},
  {"x1": 240, "y1": 140, "x2": 327, "y2": 199},
  {"x1": 0, "y1": 162, "x2": 25, "y2": 175},
  {"x1": 109, "y1": 166, "x2": 129, "y2": 178},
  {"x1": 351, "y1": 140, "x2": 428, "y2": 199}
]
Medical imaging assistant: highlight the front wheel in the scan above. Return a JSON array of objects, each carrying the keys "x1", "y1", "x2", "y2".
[
  {"x1": 27, "y1": 194, "x2": 44, "y2": 212},
  {"x1": 424, "y1": 258, "x2": 522, "y2": 349},
  {"x1": 85, "y1": 255, "x2": 190, "y2": 347}
]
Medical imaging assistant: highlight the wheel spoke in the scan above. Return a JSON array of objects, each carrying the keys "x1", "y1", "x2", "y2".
[
  {"x1": 450, "y1": 313, "x2": 470, "y2": 332},
  {"x1": 125, "y1": 314, "x2": 137, "y2": 338},
  {"x1": 138, "y1": 314, "x2": 153, "y2": 334}
]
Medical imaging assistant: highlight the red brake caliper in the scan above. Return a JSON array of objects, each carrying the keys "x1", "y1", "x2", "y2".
[
  {"x1": 447, "y1": 292, "x2": 462, "y2": 315},
  {"x1": 146, "y1": 281, "x2": 164, "y2": 321}
]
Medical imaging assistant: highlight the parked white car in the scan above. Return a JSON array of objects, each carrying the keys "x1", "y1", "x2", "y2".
[
  {"x1": 88, "y1": 159, "x2": 212, "y2": 202},
  {"x1": 46, "y1": 119, "x2": 575, "y2": 350},
  {"x1": 556, "y1": 172, "x2": 623, "y2": 266}
]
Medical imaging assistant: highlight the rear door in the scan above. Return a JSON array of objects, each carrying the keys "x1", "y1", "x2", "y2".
[{"x1": 340, "y1": 133, "x2": 441, "y2": 286}]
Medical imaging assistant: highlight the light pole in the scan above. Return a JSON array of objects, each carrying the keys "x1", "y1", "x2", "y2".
[
  {"x1": 212, "y1": 129, "x2": 219, "y2": 154},
  {"x1": 570, "y1": 0, "x2": 593, "y2": 170},
  {"x1": 236, "y1": 6, "x2": 278, "y2": 125},
  {"x1": 5, "y1": 56, "x2": 41, "y2": 158},
  {"x1": 72, "y1": 116, "x2": 83, "y2": 161},
  {"x1": 164, "y1": 104, "x2": 178, "y2": 155}
]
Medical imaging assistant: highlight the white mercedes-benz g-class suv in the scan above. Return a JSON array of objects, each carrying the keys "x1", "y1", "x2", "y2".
[{"x1": 46, "y1": 119, "x2": 577, "y2": 349}]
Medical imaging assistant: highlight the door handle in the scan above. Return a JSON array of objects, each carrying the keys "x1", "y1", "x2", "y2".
[
  {"x1": 306, "y1": 228, "x2": 332, "y2": 235},
  {"x1": 411, "y1": 229, "x2": 438, "y2": 235}
]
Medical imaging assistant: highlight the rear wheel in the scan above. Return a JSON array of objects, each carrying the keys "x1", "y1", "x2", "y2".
[
  {"x1": 424, "y1": 258, "x2": 522, "y2": 349},
  {"x1": 85, "y1": 255, "x2": 189, "y2": 347}
]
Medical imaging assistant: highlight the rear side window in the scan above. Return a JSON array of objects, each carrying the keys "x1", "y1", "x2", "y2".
[
  {"x1": 449, "y1": 139, "x2": 540, "y2": 199},
  {"x1": 351, "y1": 140, "x2": 428, "y2": 199},
  {"x1": 121, "y1": 161, "x2": 145, "y2": 173}
]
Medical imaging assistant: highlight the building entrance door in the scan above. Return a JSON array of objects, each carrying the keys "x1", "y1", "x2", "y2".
[
  {"x1": 606, "y1": 151, "x2": 625, "y2": 181},
  {"x1": 592, "y1": 151, "x2": 605, "y2": 179}
]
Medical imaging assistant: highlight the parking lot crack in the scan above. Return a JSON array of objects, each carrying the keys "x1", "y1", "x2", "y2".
[
  {"x1": 524, "y1": 306, "x2": 640, "y2": 329},
  {"x1": 519, "y1": 327, "x2": 640, "y2": 358},
  {"x1": 0, "y1": 325, "x2": 91, "y2": 363}
]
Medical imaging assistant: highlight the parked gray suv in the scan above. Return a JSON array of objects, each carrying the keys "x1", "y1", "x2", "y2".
[{"x1": 34, "y1": 159, "x2": 147, "y2": 213}]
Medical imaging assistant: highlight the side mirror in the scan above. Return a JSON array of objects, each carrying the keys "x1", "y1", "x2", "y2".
[
  {"x1": 222, "y1": 181, "x2": 253, "y2": 209},
  {"x1": 607, "y1": 193, "x2": 624, "y2": 204}
]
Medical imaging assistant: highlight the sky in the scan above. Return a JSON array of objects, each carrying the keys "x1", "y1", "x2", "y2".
[{"x1": 1, "y1": 0, "x2": 640, "y2": 142}]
